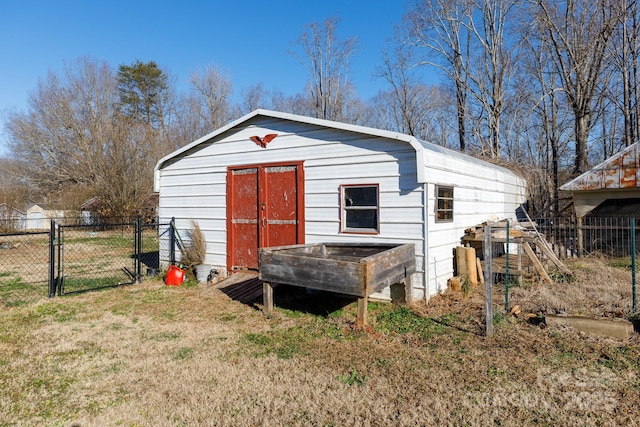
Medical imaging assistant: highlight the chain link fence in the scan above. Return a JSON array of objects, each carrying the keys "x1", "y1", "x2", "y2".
[
  {"x1": 0, "y1": 218, "x2": 174, "y2": 306},
  {"x1": 0, "y1": 230, "x2": 51, "y2": 306}
]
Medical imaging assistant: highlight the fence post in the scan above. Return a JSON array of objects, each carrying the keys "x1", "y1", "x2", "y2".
[
  {"x1": 170, "y1": 217, "x2": 176, "y2": 265},
  {"x1": 632, "y1": 218, "x2": 637, "y2": 315},
  {"x1": 505, "y1": 220, "x2": 510, "y2": 313},
  {"x1": 577, "y1": 216, "x2": 584, "y2": 257},
  {"x1": 48, "y1": 220, "x2": 56, "y2": 298},
  {"x1": 57, "y1": 224, "x2": 63, "y2": 296},
  {"x1": 136, "y1": 217, "x2": 142, "y2": 284},
  {"x1": 484, "y1": 224, "x2": 493, "y2": 337}
]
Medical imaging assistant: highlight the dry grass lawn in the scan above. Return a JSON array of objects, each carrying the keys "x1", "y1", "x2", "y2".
[{"x1": 1, "y1": 256, "x2": 639, "y2": 426}]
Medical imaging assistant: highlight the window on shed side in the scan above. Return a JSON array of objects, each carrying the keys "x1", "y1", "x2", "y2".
[
  {"x1": 436, "y1": 185, "x2": 454, "y2": 222},
  {"x1": 340, "y1": 184, "x2": 379, "y2": 233}
]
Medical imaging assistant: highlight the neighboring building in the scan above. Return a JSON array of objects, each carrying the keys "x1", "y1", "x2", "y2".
[
  {"x1": 560, "y1": 142, "x2": 640, "y2": 255},
  {"x1": 154, "y1": 109, "x2": 526, "y2": 300},
  {"x1": 560, "y1": 141, "x2": 640, "y2": 218},
  {"x1": 80, "y1": 197, "x2": 102, "y2": 225},
  {"x1": 80, "y1": 194, "x2": 159, "y2": 224},
  {"x1": 24, "y1": 203, "x2": 64, "y2": 230}
]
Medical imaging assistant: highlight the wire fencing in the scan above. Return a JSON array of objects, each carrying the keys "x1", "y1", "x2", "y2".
[
  {"x1": 535, "y1": 217, "x2": 640, "y2": 259},
  {"x1": 55, "y1": 222, "x2": 138, "y2": 295},
  {"x1": 0, "y1": 230, "x2": 51, "y2": 306},
  {"x1": 0, "y1": 218, "x2": 173, "y2": 306},
  {"x1": 140, "y1": 222, "x2": 173, "y2": 277},
  {"x1": 482, "y1": 218, "x2": 639, "y2": 336}
]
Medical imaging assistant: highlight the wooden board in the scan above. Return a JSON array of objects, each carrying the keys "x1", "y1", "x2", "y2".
[
  {"x1": 464, "y1": 246, "x2": 478, "y2": 286},
  {"x1": 534, "y1": 237, "x2": 572, "y2": 275},
  {"x1": 522, "y1": 242, "x2": 552, "y2": 284},
  {"x1": 456, "y1": 246, "x2": 468, "y2": 277},
  {"x1": 476, "y1": 257, "x2": 485, "y2": 285}
]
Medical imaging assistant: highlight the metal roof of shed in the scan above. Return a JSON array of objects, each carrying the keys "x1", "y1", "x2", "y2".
[
  {"x1": 560, "y1": 141, "x2": 640, "y2": 192},
  {"x1": 154, "y1": 109, "x2": 520, "y2": 191}
]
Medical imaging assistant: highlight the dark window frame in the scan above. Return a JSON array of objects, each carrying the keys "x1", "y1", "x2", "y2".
[
  {"x1": 435, "y1": 185, "x2": 454, "y2": 222},
  {"x1": 340, "y1": 184, "x2": 380, "y2": 234}
]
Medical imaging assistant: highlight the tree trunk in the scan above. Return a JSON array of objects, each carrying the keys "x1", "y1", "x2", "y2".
[
  {"x1": 550, "y1": 94, "x2": 560, "y2": 216},
  {"x1": 632, "y1": 10, "x2": 640, "y2": 144},
  {"x1": 622, "y1": 16, "x2": 634, "y2": 147},
  {"x1": 456, "y1": 81, "x2": 466, "y2": 152},
  {"x1": 491, "y1": 107, "x2": 501, "y2": 159},
  {"x1": 574, "y1": 111, "x2": 590, "y2": 174}
]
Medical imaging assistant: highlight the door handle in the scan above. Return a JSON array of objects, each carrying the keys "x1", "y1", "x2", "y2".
[{"x1": 262, "y1": 217, "x2": 266, "y2": 227}]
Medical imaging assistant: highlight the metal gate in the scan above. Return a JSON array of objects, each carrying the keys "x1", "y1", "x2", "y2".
[{"x1": 52, "y1": 220, "x2": 141, "y2": 296}]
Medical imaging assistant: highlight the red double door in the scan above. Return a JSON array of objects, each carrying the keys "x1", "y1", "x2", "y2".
[{"x1": 227, "y1": 162, "x2": 305, "y2": 270}]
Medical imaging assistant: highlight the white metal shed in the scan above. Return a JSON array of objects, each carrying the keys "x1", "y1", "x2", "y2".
[{"x1": 154, "y1": 109, "x2": 526, "y2": 300}]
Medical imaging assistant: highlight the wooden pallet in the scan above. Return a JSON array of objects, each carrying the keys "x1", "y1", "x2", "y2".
[{"x1": 215, "y1": 272, "x2": 277, "y2": 304}]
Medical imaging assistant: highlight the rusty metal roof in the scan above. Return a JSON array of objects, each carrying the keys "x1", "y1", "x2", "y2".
[{"x1": 560, "y1": 142, "x2": 640, "y2": 191}]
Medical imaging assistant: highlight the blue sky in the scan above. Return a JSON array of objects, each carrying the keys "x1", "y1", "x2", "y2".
[{"x1": 0, "y1": 0, "x2": 440, "y2": 153}]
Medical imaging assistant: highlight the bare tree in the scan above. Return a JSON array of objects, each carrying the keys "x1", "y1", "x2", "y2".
[
  {"x1": 290, "y1": 17, "x2": 359, "y2": 122},
  {"x1": 534, "y1": 0, "x2": 622, "y2": 175},
  {"x1": 609, "y1": 0, "x2": 640, "y2": 148},
  {"x1": 190, "y1": 64, "x2": 233, "y2": 131},
  {"x1": 464, "y1": 0, "x2": 520, "y2": 159},
  {"x1": 7, "y1": 58, "x2": 114, "y2": 189},
  {"x1": 240, "y1": 82, "x2": 268, "y2": 114},
  {"x1": 5, "y1": 57, "x2": 156, "y2": 216},
  {"x1": 632, "y1": 6, "x2": 640, "y2": 145},
  {"x1": 167, "y1": 93, "x2": 209, "y2": 150},
  {"x1": 0, "y1": 158, "x2": 29, "y2": 212},
  {"x1": 375, "y1": 45, "x2": 433, "y2": 138},
  {"x1": 519, "y1": 26, "x2": 574, "y2": 216},
  {"x1": 406, "y1": 0, "x2": 473, "y2": 151}
]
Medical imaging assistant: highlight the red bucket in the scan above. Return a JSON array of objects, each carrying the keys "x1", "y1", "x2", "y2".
[{"x1": 165, "y1": 265, "x2": 185, "y2": 286}]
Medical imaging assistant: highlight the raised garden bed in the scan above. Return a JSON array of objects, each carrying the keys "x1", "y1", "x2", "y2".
[{"x1": 259, "y1": 242, "x2": 416, "y2": 327}]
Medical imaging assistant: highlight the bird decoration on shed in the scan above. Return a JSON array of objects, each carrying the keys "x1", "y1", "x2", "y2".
[{"x1": 250, "y1": 133, "x2": 277, "y2": 148}]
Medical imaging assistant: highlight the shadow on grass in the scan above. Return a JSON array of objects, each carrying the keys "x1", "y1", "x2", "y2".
[
  {"x1": 429, "y1": 316, "x2": 484, "y2": 337},
  {"x1": 218, "y1": 274, "x2": 485, "y2": 335},
  {"x1": 269, "y1": 285, "x2": 356, "y2": 318},
  {"x1": 217, "y1": 275, "x2": 355, "y2": 318},
  {"x1": 59, "y1": 269, "x2": 136, "y2": 296}
]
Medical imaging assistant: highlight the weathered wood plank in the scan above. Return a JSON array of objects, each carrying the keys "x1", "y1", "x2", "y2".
[
  {"x1": 465, "y1": 246, "x2": 478, "y2": 286},
  {"x1": 368, "y1": 260, "x2": 416, "y2": 295},
  {"x1": 522, "y1": 242, "x2": 553, "y2": 284},
  {"x1": 456, "y1": 246, "x2": 468, "y2": 277},
  {"x1": 365, "y1": 244, "x2": 416, "y2": 294},
  {"x1": 405, "y1": 274, "x2": 413, "y2": 303},
  {"x1": 534, "y1": 237, "x2": 572, "y2": 275},
  {"x1": 263, "y1": 282, "x2": 274, "y2": 317},
  {"x1": 260, "y1": 252, "x2": 365, "y2": 296},
  {"x1": 476, "y1": 257, "x2": 485, "y2": 285},
  {"x1": 357, "y1": 296, "x2": 368, "y2": 328}
]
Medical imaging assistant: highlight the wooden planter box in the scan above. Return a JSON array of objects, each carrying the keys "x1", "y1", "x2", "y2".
[{"x1": 259, "y1": 243, "x2": 416, "y2": 327}]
